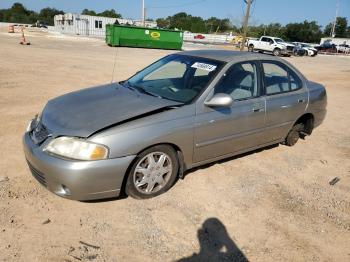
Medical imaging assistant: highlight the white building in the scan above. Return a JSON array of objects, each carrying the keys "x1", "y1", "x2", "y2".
[
  {"x1": 54, "y1": 13, "x2": 157, "y2": 37},
  {"x1": 320, "y1": 37, "x2": 350, "y2": 46}
]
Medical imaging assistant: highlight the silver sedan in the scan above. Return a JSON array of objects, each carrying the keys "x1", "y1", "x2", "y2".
[{"x1": 23, "y1": 50, "x2": 327, "y2": 200}]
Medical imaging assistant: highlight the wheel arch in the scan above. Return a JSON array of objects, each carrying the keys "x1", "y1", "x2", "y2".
[{"x1": 294, "y1": 113, "x2": 314, "y2": 135}]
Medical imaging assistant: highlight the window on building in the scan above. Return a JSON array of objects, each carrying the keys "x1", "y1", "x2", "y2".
[{"x1": 95, "y1": 20, "x2": 103, "y2": 29}]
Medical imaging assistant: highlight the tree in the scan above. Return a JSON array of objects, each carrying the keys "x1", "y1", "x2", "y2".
[
  {"x1": 39, "y1": 8, "x2": 64, "y2": 25},
  {"x1": 323, "y1": 22, "x2": 333, "y2": 36},
  {"x1": 335, "y1": 17, "x2": 347, "y2": 37},
  {"x1": 1, "y1": 3, "x2": 38, "y2": 24},
  {"x1": 82, "y1": 9, "x2": 122, "y2": 18},
  {"x1": 156, "y1": 18, "x2": 169, "y2": 28},
  {"x1": 205, "y1": 17, "x2": 231, "y2": 33},
  {"x1": 284, "y1": 21, "x2": 322, "y2": 43},
  {"x1": 248, "y1": 23, "x2": 285, "y2": 39},
  {"x1": 82, "y1": 9, "x2": 96, "y2": 16},
  {"x1": 97, "y1": 9, "x2": 122, "y2": 18},
  {"x1": 155, "y1": 12, "x2": 234, "y2": 33},
  {"x1": 324, "y1": 17, "x2": 348, "y2": 37}
]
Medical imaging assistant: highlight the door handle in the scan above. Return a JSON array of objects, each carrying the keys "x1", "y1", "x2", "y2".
[{"x1": 298, "y1": 99, "x2": 305, "y2": 103}]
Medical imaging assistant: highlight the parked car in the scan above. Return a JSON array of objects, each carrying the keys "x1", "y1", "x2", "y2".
[
  {"x1": 31, "y1": 21, "x2": 48, "y2": 28},
  {"x1": 291, "y1": 44, "x2": 307, "y2": 56},
  {"x1": 248, "y1": 36, "x2": 295, "y2": 56},
  {"x1": 316, "y1": 42, "x2": 337, "y2": 53},
  {"x1": 194, "y1": 34, "x2": 205, "y2": 39},
  {"x1": 293, "y1": 42, "x2": 318, "y2": 56},
  {"x1": 336, "y1": 44, "x2": 350, "y2": 54},
  {"x1": 23, "y1": 50, "x2": 327, "y2": 200}
]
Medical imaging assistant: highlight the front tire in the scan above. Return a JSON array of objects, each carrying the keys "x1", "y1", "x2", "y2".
[
  {"x1": 248, "y1": 44, "x2": 254, "y2": 52},
  {"x1": 125, "y1": 145, "x2": 179, "y2": 199},
  {"x1": 273, "y1": 48, "x2": 281, "y2": 56}
]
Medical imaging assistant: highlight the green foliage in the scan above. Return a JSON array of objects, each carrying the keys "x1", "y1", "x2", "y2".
[
  {"x1": 247, "y1": 21, "x2": 324, "y2": 43},
  {"x1": 323, "y1": 17, "x2": 349, "y2": 37},
  {"x1": 0, "y1": 2, "x2": 37, "y2": 24},
  {"x1": 1, "y1": 2, "x2": 348, "y2": 42},
  {"x1": 81, "y1": 9, "x2": 96, "y2": 16},
  {"x1": 248, "y1": 23, "x2": 286, "y2": 39},
  {"x1": 156, "y1": 12, "x2": 233, "y2": 33},
  {"x1": 0, "y1": 3, "x2": 63, "y2": 25},
  {"x1": 98, "y1": 9, "x2": 122, "y2": 18},
  {"x1": 334, "y1": 17, "x2": 348, "y2": 37},
  {"x1": 83, "y1": 8, "x2": 122, "y2": 18},
  {"x1": 284, "y1": 21, "x2": 323, "y2": 42},
  {"x1": 0, "y1": 3, "x2": 122, "y2": 26},
  {"x1": 38, "y1": 8, "x2": 64, "y2": 25}
]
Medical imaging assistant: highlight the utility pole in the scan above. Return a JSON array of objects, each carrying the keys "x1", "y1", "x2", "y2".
[
  {"x1": 331, "y1": 0, "x2": 339, "y2": 37},
  {"x1": 142, "y1": 0, "x2": 145, "y2": 26},
  {"x1": 240, "y1": 0, "x2": 252, "y2": 51}
]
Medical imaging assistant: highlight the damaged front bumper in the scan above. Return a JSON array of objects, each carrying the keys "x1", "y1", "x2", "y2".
[{"x1": 23, "y1": 132, "x2": 135, "y2": 201}]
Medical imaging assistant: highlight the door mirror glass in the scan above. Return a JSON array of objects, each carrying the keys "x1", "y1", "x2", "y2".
[{"x1": 204, "y1": 93, "x2": 233, "y2": 107}]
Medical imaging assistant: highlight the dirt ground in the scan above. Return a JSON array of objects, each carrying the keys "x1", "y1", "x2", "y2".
[{"x1": 0, "y1": 28, "x2": 349, "y2": 262}]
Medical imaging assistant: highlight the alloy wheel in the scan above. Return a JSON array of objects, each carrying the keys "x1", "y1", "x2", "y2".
[{"x1": 133, "y1": 152, "x2": 173, "y2": 194}]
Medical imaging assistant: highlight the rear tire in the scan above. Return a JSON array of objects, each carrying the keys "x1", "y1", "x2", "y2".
[
  {"x1": 125, "y1": 145, "x2": 179, "y2": 199},
  {"x1": 284, "y1": 123, "x2": 304, "y2": 146}
]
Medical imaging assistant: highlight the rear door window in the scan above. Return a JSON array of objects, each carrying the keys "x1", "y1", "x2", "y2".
[{"x1": 262, "y1": 62, "x2": 302, "y2": 95}]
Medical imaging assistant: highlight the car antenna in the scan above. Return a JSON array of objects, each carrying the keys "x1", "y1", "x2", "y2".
[{"x1": 110, "y1": 46, "x2": 119, "y2": 83}]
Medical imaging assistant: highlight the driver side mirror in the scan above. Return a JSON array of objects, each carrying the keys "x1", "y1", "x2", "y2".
[{"x1": 204, "y1": 93, "x2": 233, "y2": 107}]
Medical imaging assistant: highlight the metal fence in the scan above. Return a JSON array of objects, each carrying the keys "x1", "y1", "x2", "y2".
[{"x1": 183, "y1": 32, "x2": 234, "y2": 44}]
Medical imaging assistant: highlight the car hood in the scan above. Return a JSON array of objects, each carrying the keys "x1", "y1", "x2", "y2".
[
  {"x1": 281, "y1": 43, "x2": 294, "y2": 47},
  {"x1": 41, "y1": 83, "x2": 182, "y2": 138}
]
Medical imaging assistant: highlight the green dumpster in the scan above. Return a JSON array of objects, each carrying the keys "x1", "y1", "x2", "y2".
[{"x1": 106, "y1": 24, "x2": 183, "y2": 50}]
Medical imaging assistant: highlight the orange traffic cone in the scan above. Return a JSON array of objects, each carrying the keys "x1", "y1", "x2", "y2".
[
  {"x1": 8, "y1": 25, "x2": 14, "y2": 33},
  {"x1": 20, "y1": 27, "x2": 30, "y2": 45}
]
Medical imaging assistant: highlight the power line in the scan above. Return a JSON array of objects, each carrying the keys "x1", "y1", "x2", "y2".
[{"x1": 148, "y1": 0, "x2": 206, "y2": 9}]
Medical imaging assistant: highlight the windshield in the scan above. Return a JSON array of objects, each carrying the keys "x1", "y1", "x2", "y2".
[
  {"x1": 301, "y1": 43, "x2": 311, "y2": 48},
  {"x1": 126, "y1": 54, "x2": 224, "y2": 103},
  {"x1": 274, "y1": 38, "x2": 285, "y2": 43}
]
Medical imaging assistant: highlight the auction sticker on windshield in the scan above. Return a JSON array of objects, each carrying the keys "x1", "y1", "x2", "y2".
[{"x1": 191, "y1": 62, "x2": 217, "y2": 72}]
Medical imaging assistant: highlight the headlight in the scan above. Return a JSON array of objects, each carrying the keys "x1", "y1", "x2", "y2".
[{"x1": 43, "y1": 137, "x2": 109, "y2": 161}]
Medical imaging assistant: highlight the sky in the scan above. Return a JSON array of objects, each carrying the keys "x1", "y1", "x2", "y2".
[{"x1": 0, "y1": 0, "x2": 349, "y2": 27}]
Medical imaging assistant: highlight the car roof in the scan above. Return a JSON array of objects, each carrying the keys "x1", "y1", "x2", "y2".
[{"x1": 178, "y1": 50, "x2": 281, "y2": 63}]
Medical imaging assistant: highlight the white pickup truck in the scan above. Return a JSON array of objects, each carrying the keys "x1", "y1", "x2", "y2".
[{"x1": 248, "y1": 36, "x2": 295, "y2": 56}]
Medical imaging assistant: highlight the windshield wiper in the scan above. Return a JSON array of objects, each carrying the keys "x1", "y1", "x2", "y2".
[
  {"x1": 120, "y1": 81, "x2": 137, "y2": 92},
  {"x1": 127, "y1": 81, "x2": 162, "y2": 98}
]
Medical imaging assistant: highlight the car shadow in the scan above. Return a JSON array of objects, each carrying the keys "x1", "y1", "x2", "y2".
[
  {"x1": 177, "y1": 217, "x2": 248, "y2": 262},
  {"x1": 183, "y1": 143, "x2": 279, "y2": 179}
]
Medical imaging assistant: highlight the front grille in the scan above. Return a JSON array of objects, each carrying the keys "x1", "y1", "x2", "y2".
[
  {"x1": 27, "y1": 161, "x2": 47, "y2": 187},
  {"x1": 31, "y1": 123, "x2": 49, "y2": 144}
]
